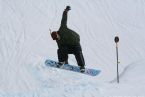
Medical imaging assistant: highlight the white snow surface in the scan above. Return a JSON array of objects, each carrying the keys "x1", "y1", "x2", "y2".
[{"x1": 0, "y1": 0, "x2": 145, "y2": 97}]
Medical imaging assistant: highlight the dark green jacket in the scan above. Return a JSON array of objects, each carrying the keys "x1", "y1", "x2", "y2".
[{"x1": 57, "y1": 11, "x2": 80, "y2": 48}]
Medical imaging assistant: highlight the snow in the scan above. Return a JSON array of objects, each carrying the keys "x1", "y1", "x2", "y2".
[{"x1": 0, "y1": 0, "x2": 145, "y2": 97}]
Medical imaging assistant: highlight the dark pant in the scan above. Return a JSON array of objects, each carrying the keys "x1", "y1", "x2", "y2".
[{"x1": 57, "y1": 44, "x2": 85, "y2": 67}]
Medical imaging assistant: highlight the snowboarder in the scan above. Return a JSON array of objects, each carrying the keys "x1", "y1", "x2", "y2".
[{"x1": 50, "y1": 6, "x2": 85, "y2": 72}]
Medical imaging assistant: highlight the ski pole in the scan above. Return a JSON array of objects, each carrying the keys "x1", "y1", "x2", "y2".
[{"x1": 114, "y1": 36, "x2": 119, "y2": 83}]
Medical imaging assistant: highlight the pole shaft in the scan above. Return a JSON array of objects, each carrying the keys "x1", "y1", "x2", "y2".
[{"x1": 116, "y1": 43, "x2": 119, "y2": 83}]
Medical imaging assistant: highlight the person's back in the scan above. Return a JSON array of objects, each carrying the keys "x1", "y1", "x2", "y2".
[{"x1": 58, "y1": 27, "x2": 80, "y2": 47}]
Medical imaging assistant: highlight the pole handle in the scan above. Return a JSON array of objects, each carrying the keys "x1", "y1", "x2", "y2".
[{"x1": 114, "y1": 36, "x2": 119, "y2": 43}]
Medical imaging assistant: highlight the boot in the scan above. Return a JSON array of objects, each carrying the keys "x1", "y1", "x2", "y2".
[
  {"x1": 57, "y1": 62, "x2": 65, "y2": 68},
  {"x1": 80, "y1": 66, "x2": 85, "y2": 73}
]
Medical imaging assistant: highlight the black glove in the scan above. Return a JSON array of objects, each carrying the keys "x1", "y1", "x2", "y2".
[{"x1": 65, "y1": 6, "x2": 71, "y2": 11}]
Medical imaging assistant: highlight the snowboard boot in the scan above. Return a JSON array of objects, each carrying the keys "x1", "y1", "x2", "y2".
[
  {"x1": 80, "y1": 66, "x2": 85, "y2": 73},
  {"x1": 57, "y1": 62, "x2": 65, "y2": 68}
]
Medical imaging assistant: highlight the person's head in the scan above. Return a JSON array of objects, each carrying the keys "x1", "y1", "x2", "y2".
[{"x1": 51, "y1": 31, "x2": 60, "y2": 40}]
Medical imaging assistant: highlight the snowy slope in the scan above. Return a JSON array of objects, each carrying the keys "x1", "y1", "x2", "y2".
[{"x1": 0, "y1": 0, "x2": 145, "y2": 97}]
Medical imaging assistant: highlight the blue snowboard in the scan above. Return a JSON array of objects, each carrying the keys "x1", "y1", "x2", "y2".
[{"x1": 45, "y1": 59, "x2": 101, "y2": 76}]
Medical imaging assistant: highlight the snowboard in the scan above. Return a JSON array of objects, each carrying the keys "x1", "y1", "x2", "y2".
[{"x1": 45, "y1": 59, "x2": 101, "y2": 76}]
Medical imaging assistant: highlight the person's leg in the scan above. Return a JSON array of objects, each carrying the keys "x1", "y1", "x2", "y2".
[
  {"x1": 74, "y1": 51, "x2": 85, "y2": 67},
  {"x1": 57, "y1": 47, "x2": 68, "y2": 64},
  {"x1": 64, "y1": 60, "x2": 68, "y2": 64},
  {"x1": 73, "y1": 45, "x2": 85, "y2": 68}
]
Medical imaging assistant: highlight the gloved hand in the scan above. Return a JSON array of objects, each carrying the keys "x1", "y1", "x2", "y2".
[{"x1": 65, "y1": 6, "x2": 71, "y2": 11}]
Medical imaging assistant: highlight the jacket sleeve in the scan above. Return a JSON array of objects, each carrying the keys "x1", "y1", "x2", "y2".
[{"x1": 60, "y1": 11, "x2": 68, "y2": 27}]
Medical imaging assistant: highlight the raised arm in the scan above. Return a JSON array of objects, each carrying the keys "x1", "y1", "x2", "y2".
[{"x1": 60, "y1": 6, "x2": 71, "y2": 27}]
